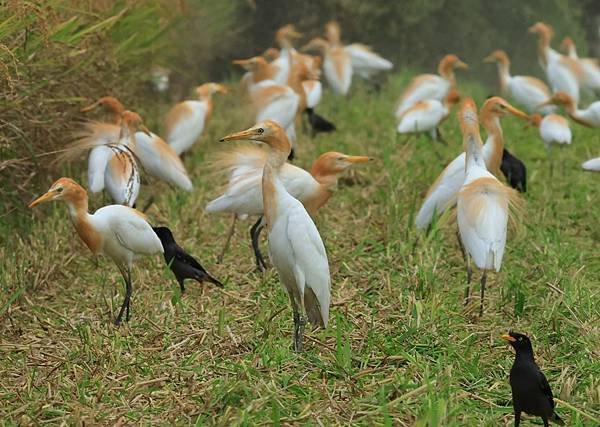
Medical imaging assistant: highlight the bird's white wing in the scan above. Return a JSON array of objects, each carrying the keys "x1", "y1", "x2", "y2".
[
  {"x1": 165, "y1": 100, "x2": 207, "y2": 155},
  {"x1": 280, "y1": 163, "x2": 320, "y2": 202},
  {"x1": 345, "y1": 44, "x2": 392, "y2": 78},
  {"x1": 253, "y1": 83, "x2": 299, "y2": 129},
  {"x1": 269, "y1": 196, "x2": 331, "y2": 327},
  {"x1": 87, "y1": 145, "x2": 113, "y2": 193},
  {"x1": 582, "y1": 157, "x2": 600, "y2": 171},
  {"x1": 540, "y1": 117, "x2": 572, "y2": 144},
  {"x1": 397, "y1": 101, "x2": 445, "y2": 133},
  {"x1": 205, "y1": 172, "x2": 264, "y2": 215},
  {"x1": 96, "y1": 205, "x2": 163, "y2": 255},
  {"x1": 415, "y1": 152, "x2": 466, "y2": 229},
  {"x1": 302, "y1": 80, "x2": 322, "y2": 109},
  {"x1": 509, "y1": 76, "x2": 552, "y2": 113},
  {"x1": 133, "y1": 132, "x2": 193, "y2": 190},
  {"x1": 323, "y1": 47, "x2": 352, "y2": 95},
  {"x1": 395, "y1": 75, "x2": 449, "y2": 118}
]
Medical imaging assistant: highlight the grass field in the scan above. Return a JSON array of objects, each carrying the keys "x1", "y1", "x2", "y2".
[{"x1": 1, "y1": 74, "x2": 599, "y2": 425}]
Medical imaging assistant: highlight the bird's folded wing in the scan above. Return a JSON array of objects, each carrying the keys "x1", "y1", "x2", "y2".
[
  {"x1": 175, "y1": 245, "x2": 207, "y2": 272},
  {"x1": 104, "y1": 206, "x2": 163, "y2": 255}
]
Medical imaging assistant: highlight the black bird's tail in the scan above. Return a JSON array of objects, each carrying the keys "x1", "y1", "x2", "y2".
[
  {"x1": 305, "y1": 108, "x2": 336, "y2": 134},
  {"x1": 196, "y1": 272, "x2": 224, "y2": 288},
  {"x1": 552, "y1": 412, "x2": 564, "y2": 425}
]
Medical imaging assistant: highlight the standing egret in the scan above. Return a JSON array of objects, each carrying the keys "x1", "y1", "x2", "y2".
[
  {"x1": 29, "y1": 178, "x2": 163, "y2": 324},
  {"x1": 219, "y1": 121, "x2": 331, "y2": 351},
  {"x1": 539, "y1": 91, "x2": 600, "y2": 128},
  {"x1": 206, "y1": 145, "x2": 370, "y2": 270},
  {"x1": 164, "y1": 83, "x2": 228, "y2": 156},
  {"x1": 302, "y1": 37, "x2": 353, "y2": 96},
  {"x1": 560, "y1": 36, "x2": 600, "y2": 95},
  {"x1": 528, "y1": 22, "x2": 582, "y2": 106},
  {"x1": 396, "y1": 90, "x2": 461, "y2": 141},
  {"x1": 483, "y1": 50, "x2": 554, "y2": 114},
  {"x1": 456, "y1": 98, "x2": 520, "y2": 316},
  {"x1": 415, "y1": 97, "x2": 528, "y2": 230},
  {"x1": 394, "y1": 54, "x2": 468, "y2": 119}
]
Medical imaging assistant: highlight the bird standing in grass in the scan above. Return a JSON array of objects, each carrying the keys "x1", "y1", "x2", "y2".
[
  {"x1": 302, "y1": 37, "x2": 352, "y2": 96},
  {"x1": 394, "y1": 54, "x2": 468, "y2": 119},
  {"x1": 206, "y1": 146, "x2": 370, "y2": 270},
  {"x1": 164, "y1": 82, "x2": 228, "y2": 156},
  {"x1": 502, "y1": 332, "x2": 564, "y2": 427},
  {"x1": 29, "y1": 178, "x2": 163, "y2": 325},
  {"x1": 539, "y1": 91, "x2": 600, "y2": 128},
  {"x1": 152, "y1": 227, "x2": 223, "y2": 293},
  {"x1": 456, "y1": 98, "x2": 520, "y2": 316},
  {"x1": 396, "y1": 89, "x2": 460, "y2": 142},
  {"x1": 220, "y1": 120, "x2": 331, "y2": 352},
  {"x1": 483, "y1": 50, "x2": 554, "y2": 115},
  {"x1": 415, "y1": 97, "x2": 528, "y2": 230}
]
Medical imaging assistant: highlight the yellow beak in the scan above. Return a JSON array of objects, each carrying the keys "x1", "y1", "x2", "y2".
[
  {"x1": 80, "y1": 100, "x2": 100, "y2": 113},
  {"x1": 456, "y1": 60, "x2": 469, "y2": 70},
  {"x1": 216, "y1": 84, "x2": 228, "y2": 94},
  {"x1": 345, "y1": 155, "x2": 372, "y2": 164},
  {"x1": 537, "y1": 99, "x2": 554, "y2": 108},
  {"x1": 29, "y1": 190, "x2": 56, "y2": 208},
  {"x1": 220, "y1": 128, "x2": 260, "y2": 142},
  {"x1": 139, "y1": 125, "x2": 152, "y2": 137},
  {"x1": 482, "y1": 54, "x2": 496, "y2": 63},
  {"x1": 501, "y1": 334, "x2": 516, "y2": 342},
  {"x1": 506, "y1": 105, "x2": 530, "y2": 120}
]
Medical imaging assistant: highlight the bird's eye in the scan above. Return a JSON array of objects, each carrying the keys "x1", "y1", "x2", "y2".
[
  {"x1": 56, "y1": 187, "x2": 63, "y2": 193},
  {"x1": 518, "y1": 337, "x2": 523, "y2": 341},
  {"x1": 257, "y1": 128, "x2": 264, "y2": 134}
]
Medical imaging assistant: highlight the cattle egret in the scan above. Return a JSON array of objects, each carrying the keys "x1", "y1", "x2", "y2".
[
  {"x1": 394, "y1": 54, "x2": 468, "y2": 119},
  {"x1": 483, "y1": 50, "x2": 555, "y2": 114},
  {"x1": 271, "y1": 24, "x2": 303, "y2": 85},
  {"x1": 207, "y1": 145, "x2": 370, "y2": 270},
  {"x1": 456, "y1": 98, "x2": 520, "y2": 316},
  {"x1": 415, "y1": 97, "x2": 528, "y2": 230},
  {"x1": 302, "y1": 37, "x2": 353, "y2": 96},
  {"x1": 539, "y1": 91, "x2": 600, "y2": 128},
  {"x1": 528, "y1": 113, "x2": 572, "y2": 149},
  {"x1": 396, "y1": 89, "x2": 460, "y2": 141},
  {"x1": 80, "y1": 96, "x2": 125, "y2": 124},
  {"x1": 528, "y1": 22, "x2": 582, "y2": 106},
  {"x1": 29, "y1": 178, "x2": 163, "y2": 324},
  {"x1": 219, "y1": 120, "x2": 331, "y2": 352},
  {"x1": 560, "y1": 36, "x2": 600, "y2": 95},
  {"x1": 164, "y1": 83, "x2": 227, "y2": 156}
]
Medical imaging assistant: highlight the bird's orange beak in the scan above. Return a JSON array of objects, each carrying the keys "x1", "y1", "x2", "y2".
[
  {"x1": 537, "y1": 99, "x2": 554, "y2": 108},
  {"x1": 288, "y1": 28, "x2": 302, "y2": 39},
  {"x1": 28, "y1": 190, "x2": 57, "y2": 208},
  {"x1": 216, "y1": 84, "x2": 228, "y2": 94},
  {"x1": 506, "y1": 105, "x2": 530, "y2": 121},
  {"x1": 527, "y1": 25, "x2": 538, "y2": 34},
  {"x1": 345, "y1": 155, "x2": 372, "y2": 164},
  {"x1": 80, "y1": 100, "x2": 100, "y2": 113},
  {"x1": 232, "y1": 59, "x2": 253, "y2": 70},
  {"x1": 220, "y1": 128, "x2": 260, "y2": 142},
  {"x1": 482, "y1": 53, "x2": 496, "y2": 63},
  {"x1": 455, "y1": 60, "x2": 469, "y2": 70},
  {"x1": 501, "y1": 334, "x2": 516, "y2": 342}
]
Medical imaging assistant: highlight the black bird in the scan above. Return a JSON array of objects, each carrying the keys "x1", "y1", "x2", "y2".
[
  {"x1": 502, "y1": 332, "x2": 564, "y2": 427},
  {"x1": 500, "y1": 148, "x2": 527, "y2": 193},
  {"x1": 305, "y1": 108, "x2": 336, "y2": 136},
  {"x1": 152, "y1": 227, "x2": 223, "y2": 292}
]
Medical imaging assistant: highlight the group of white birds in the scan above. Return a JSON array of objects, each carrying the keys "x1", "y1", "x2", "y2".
[{"x1": 28, "y1": 21, "x2": 599, "y2": 349}]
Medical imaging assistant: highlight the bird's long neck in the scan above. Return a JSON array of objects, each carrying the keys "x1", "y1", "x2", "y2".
[
  {"x1": 262, "y1": 135, "x2": 292, "y2": 231},
  {"x1": 482, "y1": 114, "x2": 503, "y2": 175},
  {"x1": 199, "y1": 94, "x2": 214, "y2": 122},
  {"x1": 65, "y1": 191, "x2": 103, "y2": 254},
  {"x1": 495, "y1": 61, "x2": 511, "y2": 94},
  {"x1": 252, "y1": 61, "x2": 276, "y2": 83},
  {"x1": 288, "y1": 65, "x2": 308, "y2": 110},
  {"x1": 306, "y1": 168, "x2": 338, "y2": 216},
  {"x1": 537, "y1": 33, "x2": 551, "y2": 67}
]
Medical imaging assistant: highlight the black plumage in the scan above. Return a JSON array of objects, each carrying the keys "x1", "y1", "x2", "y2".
[
  {"x1": 152, "y1": 227, "x2": 223, "y2": 292},
  {"x1": 305, "y1": 108, "x2": 336, "y2": 135},
  {"x1": 500, "y1": 148, "x2": 527, "y2": 193},
  {"x1": 502, "y1": 332, "x2": 563, "y2": 427}
]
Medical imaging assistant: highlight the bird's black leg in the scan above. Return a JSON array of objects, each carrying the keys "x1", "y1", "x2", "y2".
[
  {"x1": 217, "y1": 214, "x2": 237, "y2": 263},
  {"x1": 542, "y1": 416, "x2": 549, "y2": 427},
  {"x1": 293, "y1": 310, "x2": 306, "y2": 353},
  {"x1": 436, "y1": 127, "x2": 447, "y2": 145},
  {"x1": 514, "y1": 411, "x2": 521, "y2": 426},
  {"x1": 479, "y1": 270, "x2": 487, "y2": 317},
  {"x1": 457, "y1": 231, "x2": 472, "y2": 305},
  {"x1": 115, "y1": 266, "x2": 132, "y2": 325},
  {"x1": 178, "y1": 278, "x2": 186, "y2": 294},
  {"x1": 250, "y1": 216, "x2": 267, "y2": 271}
]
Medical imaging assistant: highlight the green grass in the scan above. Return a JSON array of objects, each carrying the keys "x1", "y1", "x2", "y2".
[{"x1": 1, "y1": 73, "x2": 599, "y2": 425}]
